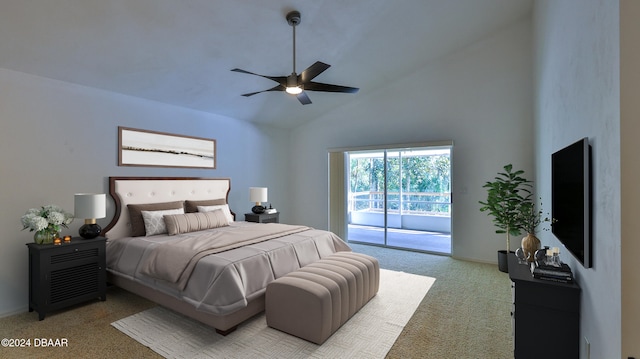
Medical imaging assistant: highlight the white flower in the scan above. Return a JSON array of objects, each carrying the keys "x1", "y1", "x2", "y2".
[
  {"x1": 21, "y1": 214, "x2": 48, "y2": 232},
  {"x1": 21, "y1": 205, "x2": 74, "y2": 233},
  {"x1": 47, "y1": 211, "x2": 65, "y2": 225},
  {"x1": 25, "y1": 208, "x2": 41, "y2": 216}
]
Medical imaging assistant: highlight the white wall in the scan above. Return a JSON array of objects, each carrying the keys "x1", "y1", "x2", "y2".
[
  {"x1": 533, "y1": 1, "x2": 621, "y2": 358},
  {"x1": 289, "y1": 18, "x2": 533, "y2": 264},
  {"x1": 0, "y1": 68, "x2": 292, "y2": 316}
]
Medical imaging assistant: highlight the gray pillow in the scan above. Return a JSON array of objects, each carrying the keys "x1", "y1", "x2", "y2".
[
  {"x1": 185, "y1": 199, "x2": 226, "y2": 213},
  {"x1": 164, "y1": 210, "x2": 229, "y2": 235},
  {"x1": 127, "y1": 201, "x2": 184, "y2": 237}
]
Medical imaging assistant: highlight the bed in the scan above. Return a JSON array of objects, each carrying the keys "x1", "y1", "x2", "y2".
[{"x1": 103, "y1": 176, "x2": 351, "y2": 335}]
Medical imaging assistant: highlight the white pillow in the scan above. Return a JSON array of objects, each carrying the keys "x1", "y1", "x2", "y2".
[
  {"x1": 197, "y1": 204, "x2": 234, "y2": 223},
  {"x1": 141, "y1": 208, "x2": 185, "y2": 236}
]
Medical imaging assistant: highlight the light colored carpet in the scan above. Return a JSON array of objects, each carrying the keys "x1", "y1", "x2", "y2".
[
  {"x1": 0, "y1": 245, "x2": 511, "y2": 359},
  {"x1": 111, "y1": 269, "x2": 435, "y2": 359}
]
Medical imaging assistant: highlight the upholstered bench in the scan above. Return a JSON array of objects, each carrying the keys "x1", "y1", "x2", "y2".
[{"x1": 265, "y1": 252, "x2": 380, "y2": 344}]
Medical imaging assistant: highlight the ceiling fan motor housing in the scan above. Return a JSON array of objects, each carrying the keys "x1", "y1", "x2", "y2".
[{"x1": 286, "y1": 11, "x2": 301, "y2": 26}]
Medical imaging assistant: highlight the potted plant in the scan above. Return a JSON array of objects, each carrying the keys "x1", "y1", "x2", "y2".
[
  {"x1": 479, "y1": 164, "x2": 532, "y2": 272},
  {"x1": 517, "y1": 200, "x2": 553, "y2": 262}
]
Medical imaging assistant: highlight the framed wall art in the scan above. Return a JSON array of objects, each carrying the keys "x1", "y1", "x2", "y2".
[{"x1": 118, "y1": 126, "x2": 216, "y2": 169}]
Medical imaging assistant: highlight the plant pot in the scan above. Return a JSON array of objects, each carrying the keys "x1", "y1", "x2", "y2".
[{"x1": 497, "y1": 250, "x2": 513, "y2": 273}]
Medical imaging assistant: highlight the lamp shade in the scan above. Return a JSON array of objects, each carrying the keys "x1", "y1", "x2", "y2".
[
  {"x1": 249, "y1": 187, "x2": 268, "y2": 203},
  {"x1": 74, "y1": 193, "x2": 106, "y2": 219}
]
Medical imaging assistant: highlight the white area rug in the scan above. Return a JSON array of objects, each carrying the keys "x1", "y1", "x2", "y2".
[{"x1": 111, "y1": 269, "x2": 435, "y2": 359}]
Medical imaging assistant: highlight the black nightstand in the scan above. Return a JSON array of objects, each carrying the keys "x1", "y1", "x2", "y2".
[
  {"x1": 244, "y1": 212, "x2": 280, "y2": 223},
  {"x1": 27, "y1": 237, "x2": 106, "y2": 320}
]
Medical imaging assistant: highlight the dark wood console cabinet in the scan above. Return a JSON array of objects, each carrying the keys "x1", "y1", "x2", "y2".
[
  {"x1": 508, "y1": 254, "x2": 580, "y2": 359},
  {"x1": 27, "y1": 237, "x2": 106, "y2": 320}
]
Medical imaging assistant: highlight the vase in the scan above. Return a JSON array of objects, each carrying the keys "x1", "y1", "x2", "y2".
[
  {"x1": 34, "y1": 230, "x2": 59, "y2": 245},
  {"x1": 521, "y1": 233, "x2": 541, "y2": 263}
]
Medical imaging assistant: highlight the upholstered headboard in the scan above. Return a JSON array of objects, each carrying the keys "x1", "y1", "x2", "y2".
[{"x1": 102, "y1": 177, "x2": 231, "y2": 239}]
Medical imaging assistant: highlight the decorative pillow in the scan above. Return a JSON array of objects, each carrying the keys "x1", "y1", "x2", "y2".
[
  {"x1": 164, "y1": 210, "x2": 229, "y2": 235},
  {"x1": 185, "y1": 199, "x2": 226, "y2": 213},
  {"x1": 141, "y1": 208, "x2": 185, "y2": 236},
  {"x1": 128, "y1": 201, "x2": 184, "y2": 237},
  {"x1": 197, "y1": 204, "x2": 234, "y2": 223}
]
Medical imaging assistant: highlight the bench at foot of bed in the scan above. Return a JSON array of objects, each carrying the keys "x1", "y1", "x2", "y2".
[{"x1": 265, "y1": 252, "x2": 380, "y2": 344}]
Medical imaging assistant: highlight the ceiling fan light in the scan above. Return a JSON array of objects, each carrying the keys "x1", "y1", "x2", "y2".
[{"x1": 285, "y1": 86, "x2": 303, "y2": 95}]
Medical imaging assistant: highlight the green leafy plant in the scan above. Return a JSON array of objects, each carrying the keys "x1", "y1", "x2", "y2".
[
  {"x1": 517, "y1": 199, "x2": 553, "y2": 235},
  {"x1": 479, "y1": 164, "x2": 532, "y2": 253}
]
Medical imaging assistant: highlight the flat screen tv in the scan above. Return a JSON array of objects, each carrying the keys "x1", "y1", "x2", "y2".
[{"x1": 551, "y1": 137, "x2": 592, "y2": 268}]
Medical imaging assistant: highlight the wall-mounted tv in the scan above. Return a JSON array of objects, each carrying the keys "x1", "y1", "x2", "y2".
[{"x1": 551, "y1": 137, "x2": 592, "y2": 268}]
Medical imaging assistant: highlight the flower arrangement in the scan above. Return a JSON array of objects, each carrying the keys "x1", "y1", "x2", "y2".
[{"x1": 21, "y1": 205, "x2": 74, "y2": 243}]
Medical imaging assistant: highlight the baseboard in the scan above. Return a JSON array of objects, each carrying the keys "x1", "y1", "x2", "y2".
[
  {"x1": 450, "y1": 254, "x2": 498, "y2": 266},
  {"x1": 0, "y1": 305, "x2": 29, "y2": 319}
]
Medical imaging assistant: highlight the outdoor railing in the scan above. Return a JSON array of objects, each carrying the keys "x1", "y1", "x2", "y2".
[{"x1": 348, "y1": 191, "x2": 451, "y2": 216}]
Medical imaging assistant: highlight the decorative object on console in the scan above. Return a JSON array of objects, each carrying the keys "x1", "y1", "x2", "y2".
[
  {"x1": 530, "y1": 246, "x2": 572, "y2": 282},
  {"x1": 532, "y1": 262, "x2": 573, "y2": 283},
  {"x1": 520, "y1": 234, "x2": 540, "y2": 263},
  {"x1": 74, "y1": 193, "x2": 106, "y2": 239},
  {"x1": 249, "y1": 187, "x2": 268, "y2": 214},
  {"x1": 534, "y1": 246, "x2": 550, "y2": 264},
  {"x1": 514, "y1": 247, "x2": 526, "y2": 264},
  {"x1": 518, "y1": 199, "x2": 553, "y2": 263},
  {"x1": 264, "y1": 204, "x2": 277, "y2": 214},
  {"x1": 21, "y1": 205, "x2": 74, "y2": 244}
]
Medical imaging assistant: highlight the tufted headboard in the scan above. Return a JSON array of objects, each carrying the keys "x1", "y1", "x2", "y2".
[{"x1": 102, "y1": 177, "x2": 231, "y2": 239}]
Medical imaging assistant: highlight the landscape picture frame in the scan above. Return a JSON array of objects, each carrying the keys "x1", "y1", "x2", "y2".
[{"x1": 118, "y1": 126, "x2": 216, "y2": 169}]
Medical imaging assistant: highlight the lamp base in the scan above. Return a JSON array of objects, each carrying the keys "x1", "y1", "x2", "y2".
[
  {"x1": 251, "y1": 205, "x2": 265, "y2": 214},
  {"x1": 79, "y1": 223, "x2": 102, "y2": 239}
]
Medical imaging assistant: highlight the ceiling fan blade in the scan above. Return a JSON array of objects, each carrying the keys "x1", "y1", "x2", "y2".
[
  {"x1": 299, "y1": 61, "x2": 331, "y2": 83},
  {"x1": 231, "y1": 68, "x2": 287, "y2": 85},
  {"x1": 303, "y1": 81, "x2": 359, "y2": 94},
  {"x1": 241, "y1": 85, "x2": 284, "y2": 97},
  {"x1": 296, "y1": 91, "x2": 312, "y2": 105}
]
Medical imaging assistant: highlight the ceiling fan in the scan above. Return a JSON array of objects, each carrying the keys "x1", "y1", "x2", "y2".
[{"x1": 231, "y1": 10, "x2": 359, "y2": 105}]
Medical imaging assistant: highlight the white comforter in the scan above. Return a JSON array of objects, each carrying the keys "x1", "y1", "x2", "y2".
[{"x1": 106, "y1": 221, "x2": 351, "y2": 315}]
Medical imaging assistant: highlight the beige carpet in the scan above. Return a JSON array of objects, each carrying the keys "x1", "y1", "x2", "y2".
[
  {"x1": 112, "y1": 269, "x2": 435, "y2": 359},
  {"x1": 0, "y1": 246, "x2": 512, "y2": 359}
]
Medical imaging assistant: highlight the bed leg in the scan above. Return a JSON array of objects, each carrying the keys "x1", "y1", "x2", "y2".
[{"x1": 216, "y1": 326, "x2": 237, "y2": 336}]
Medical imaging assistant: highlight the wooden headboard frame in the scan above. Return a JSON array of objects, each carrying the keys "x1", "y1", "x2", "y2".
[{"x1": 102, "y1": 177, "x2": 231, "y2": 239}]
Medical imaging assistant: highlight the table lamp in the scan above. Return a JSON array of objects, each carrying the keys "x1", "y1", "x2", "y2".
[
  {"x1": 74, "y1": 193, "x2": 106, "y2": 239},
  {"x1": 249, "y1": 187, "x2": 268, "y2": 214}
]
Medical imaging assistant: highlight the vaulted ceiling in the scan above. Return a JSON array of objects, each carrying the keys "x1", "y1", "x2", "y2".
[{"x1": 0, "y1": 0, "x2": 532, "y2": 128}]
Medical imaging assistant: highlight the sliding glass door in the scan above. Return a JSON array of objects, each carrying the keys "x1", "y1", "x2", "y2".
[{"x1": 338, "y1": 144, "x2": 452, "y2": 254}]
